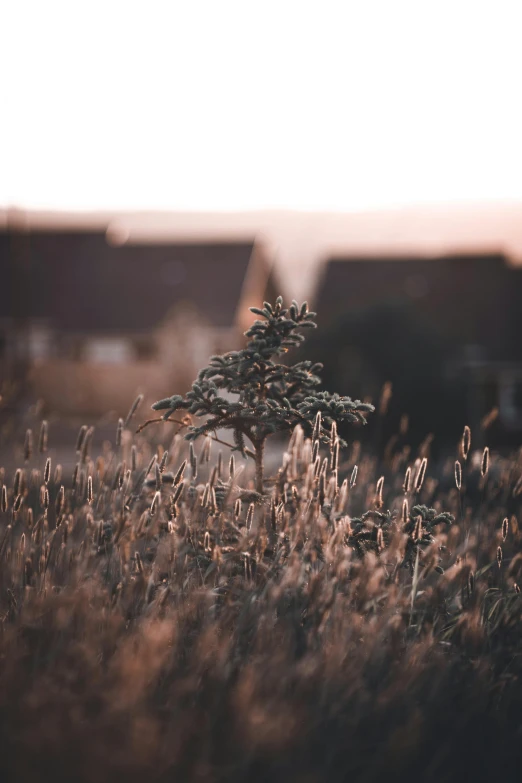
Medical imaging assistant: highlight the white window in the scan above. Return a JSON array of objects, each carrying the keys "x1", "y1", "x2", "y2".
[
  {"x1": 23, "y1": 325, "x2": 53, "y2": 362},
  {"x1": 84, "y1": 338, "x2": 133, "y2": 364}
]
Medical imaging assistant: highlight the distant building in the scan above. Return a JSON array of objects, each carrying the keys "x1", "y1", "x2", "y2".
[
  {"x1": 0, "y1": 226, "x2": 280, "y2": 416},
  {"x1": 311, "y1": 253, "x2": 522, "y2": 448}
]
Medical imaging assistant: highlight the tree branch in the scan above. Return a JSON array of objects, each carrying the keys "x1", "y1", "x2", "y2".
[
  {"x1": 135, "y1": 416, "x2": 189, "y2": 434},
  {"x1": 136, "y1": 415, "x2": 255, "y2": 458}
]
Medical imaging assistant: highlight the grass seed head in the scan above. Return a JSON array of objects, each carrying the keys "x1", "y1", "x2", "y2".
[
  {"x1": 124, "y1": 394, "x2": 144, "y2": 427},
  {"x1": 413, "y1": 515, "x2": 422, "y2": 542},
  {"x1": 173, "y1": 460, "x2": 186, "y2": 486},
  {"x1": 55, "y1": 485, "x2": 65, "y2": 518},
  {"x1": 75, "y1": 424, "x2": 88, "y2": 454},
  {"x1": 44, "y1": 457, "x2": 51, "y2": 485},
  {"x1": 375, "y1": 476, "x2": 384, "y2": 509},
  {"x1": 151, "y1": 491, "x2": 161, "y2": 515},
  {"x1": 481, "y1": 447, "x2": 490, "y2": 478},
  {"x1": 502, "y1": 517, "x2": 509, "y2": 542},
  {"x1": 461, "y1": 425, "x2": 471, "y2": 460},
  {"x1": 189, "y1": 443, "x2": 198, "y2": 480},
  {"x1": 116, "y1": 418, "x2": 124, "y2": 448},
  {"x1": 329, "y1": 421, "x2": 337, "y2": 449},
  {"x1": 455, "y1": 460, "x2": 462, "y2": 490},
  {"x1": 331, "y1": 438, "x2": 339, "y2": 472},
  {"x1": 312, "y1": 411, "x2": 322, "y2": 443},
  {"x1": 312, "y1": 439, "x2": 319, "y2": 465},
  {"x1": 13, "y1": 469, "x2": 22, "y2": 496},
  {"x1": 38, "y1": 420, "x2": 48, "y2": 453},
  {"x1": 246, "y1": 502, "x2": 255, "y2": 530},
  {"x1": 24, "y1": 429, "x2": 33, "y2": 462},
  {"x1": 403, "y1": 466, "x2": 412, "y2": 493},
  {"x1": 202, "y1": 436, "x2": 212, "y2": 463},
  {"x1": 172, "y1": 480, "x2": 184, "y2": 506},
  {"x1": 415, "y1": 458, "x2": 427, "y2": 493}
]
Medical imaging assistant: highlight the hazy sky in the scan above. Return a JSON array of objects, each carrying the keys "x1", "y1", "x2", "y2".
[{"x1": 2, "y1": 1, "x2": 522, "y2": 212}]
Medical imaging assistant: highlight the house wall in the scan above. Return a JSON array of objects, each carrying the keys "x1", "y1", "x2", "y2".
[
  {"x1": 28, "y1": 320, "x2": 243, "y2": 417},
  {"x1": 28, "y1": 359, "x2": 175, "y2": 417},
  {"x1": 155, "y1": 305, "x2": 241, "y2": 382},
  {"x1": 0, "y1": 230, "x2": 272, "y2": 416}
]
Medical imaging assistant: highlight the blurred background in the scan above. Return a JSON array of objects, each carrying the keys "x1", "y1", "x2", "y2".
[{"x1": 1, "y1": 0, "x2": 522, "y2": 458}]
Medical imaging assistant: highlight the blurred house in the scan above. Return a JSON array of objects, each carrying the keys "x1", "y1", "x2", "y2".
[
  {"x1": 0, "y1": 226, "x2": 280, "y2": 416},
  {"x1": 311, "y1": 253, "x2": 522, "y2": 448}
]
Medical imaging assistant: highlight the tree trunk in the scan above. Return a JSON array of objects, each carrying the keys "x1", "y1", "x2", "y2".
[{"x1": 254, "y1": 440, "x2": 265, "y2": 495}]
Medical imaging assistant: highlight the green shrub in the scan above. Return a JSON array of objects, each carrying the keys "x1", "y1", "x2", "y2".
[{"x1": 152, "y1": 297, "x2": 374, "y2": 493}]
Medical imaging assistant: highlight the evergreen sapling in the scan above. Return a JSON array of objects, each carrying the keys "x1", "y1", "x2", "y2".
[{"x1": 152, "y1": 297, "x2": 374, "y2": 493}]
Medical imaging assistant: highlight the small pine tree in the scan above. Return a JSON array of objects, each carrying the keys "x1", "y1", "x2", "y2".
[{"x1": 152, "y1": 297, "x2": 374, "y2": 493}]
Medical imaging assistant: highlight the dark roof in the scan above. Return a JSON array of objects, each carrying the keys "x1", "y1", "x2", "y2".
[
  {"x1": 0, "y1": 230, "x2": 255, "y2": 332},
  {"x1": 313, "y1": 253, "x2": 522, "y2": 362}
]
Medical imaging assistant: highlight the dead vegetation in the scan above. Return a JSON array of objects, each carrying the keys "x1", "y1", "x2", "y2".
[{"x1": 0, "y1": 403, "x2": 521, "y2": 782}]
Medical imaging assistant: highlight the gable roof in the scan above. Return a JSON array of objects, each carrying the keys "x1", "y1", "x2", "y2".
[
  {"x1": 0, "y1": 229, "x2": 257, "y2": 333},
  {"x1": 313, "y1": 253, "x2": 522, "y2": 362}
]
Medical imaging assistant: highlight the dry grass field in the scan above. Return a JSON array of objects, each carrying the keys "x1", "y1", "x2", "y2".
[{"x1": 0, "y1": 401, "x2": 521, "y2": 783}]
